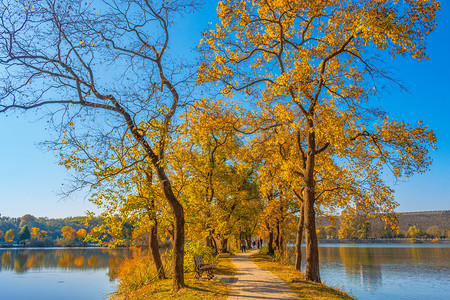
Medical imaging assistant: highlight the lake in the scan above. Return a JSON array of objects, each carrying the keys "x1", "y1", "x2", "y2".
[
  {"x1": 290, "y1": 244, "x2": 450, "y2": 300},
  {"x1": 0, "y1": 245, "x2": 449, "y2": 299},
  {"x1": 0, "y1": 248, "x2": 129, "y2": 300}
]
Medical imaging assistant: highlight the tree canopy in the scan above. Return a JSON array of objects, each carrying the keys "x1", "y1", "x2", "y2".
[{"x1": 0, "y1": 0, "x2": 440, "y2": 289}]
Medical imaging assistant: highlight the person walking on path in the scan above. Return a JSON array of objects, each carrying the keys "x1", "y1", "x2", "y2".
[
  {"x1": 227, "y1": 249, "x2": 299, "y2": 300},
  {"x1": 240, "y1": 239, "x2": 246, "y2": 252}
]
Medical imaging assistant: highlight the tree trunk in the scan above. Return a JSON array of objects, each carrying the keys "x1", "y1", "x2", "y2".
[
  {"x1": 149, "y1": 222, "x2": 165, "y2": 279},
  {"x1": 218, "y1": 237, "x2": 228, "y2": 253},
  {"x1": 268, "y1": 229, "x2": 275, "y2": 255},
  {"x1": 206, "y1": 231, "x2": 218, "y2": 254},
  {"x1": 303, "y1": 130, "x2": 321, "y2": 283},
  {"x1": 147, "y1": 197, "x2": 166, "y2": 279},
  {"x1": 294, "y1": 202, "x2": 304, "y2": 271},
  {"x1": 275, "y1": 220, "x2": 280, "y2": 251},
  {"x1": 246, "y1": 236, "x2": 252, "y2": 249},
  {"x1": 154, "y1": 165, "x2": 185, "y2": 291}
]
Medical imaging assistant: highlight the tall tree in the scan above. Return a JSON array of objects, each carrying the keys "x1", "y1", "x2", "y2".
[
  {"x1": 0, "y1": 0, "x2": 200, "y2": 290},
  {"x1": 18, "y1": 225, "x2": 31, "y2": 244},
  {"x1": 175, "y1": 99, "x2": 261, "y2": 253},
  {"x1": 199, "y1": 0, "x2": 439, "y2": 282}
]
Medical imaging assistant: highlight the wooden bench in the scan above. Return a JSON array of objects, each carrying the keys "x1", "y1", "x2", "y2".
[{"x1": 194, "y1": 255, "x2": 217, "y2": 279}]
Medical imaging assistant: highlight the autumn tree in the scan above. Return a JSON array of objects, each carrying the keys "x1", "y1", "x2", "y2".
[
  {"x1": 61, "y1": 226, "x2": 78, "y2": 241},
  {"x1": 426, "y1": 225, "x2": 440, "y2": 238},
  {"x1": 175, "y1": 99, "x2": 261, "y2": 253},
  {"x1": 38, "y1": 230, "x2": 48, "y2": 241},
  {"x1": 199, "y1": 0, "x2": 439, "y2": 282},
  {"x1": 0, "y1": 0, "x2": 201, "y2": 290},
  {"x1": 77, "y1": 228, "x2": 87, "y2": 240},
  {"x1": 338, "y1": 207, "x2": 371, "y2": 240},
  {"x1": 31, "y1": 227, "x2": 41, "y2": 240},
  {"x1": 324, "y1": 226, "x2": 337, "y2": 239},
  {"x1": 408, "y1": 225, "x2": 424, "y2": 238},
  {"x1": 19, "y1": 214, "x2": 38, "y2": 229},
  {"x1": 65, "y1": 134, "x2": 169, "y2": 279},
  {"x1": 4, "y1": 229, "x2": 16, "y2": 243},
  {"x1": 0, "y1": 229, "x2": 4, "y2": 241}
]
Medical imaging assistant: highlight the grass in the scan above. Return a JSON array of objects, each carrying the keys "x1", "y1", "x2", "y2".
[
  {"x1": 250, "y1": 252, "x2": 354, "y2": 300},
  {"x1": 110, "y1": 253, "x2": 236, "y2": 300}
]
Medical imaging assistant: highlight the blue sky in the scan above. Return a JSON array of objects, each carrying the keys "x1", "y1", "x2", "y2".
[{"x1": 0, "y1": 1, "x2": 449, "y2": 218}]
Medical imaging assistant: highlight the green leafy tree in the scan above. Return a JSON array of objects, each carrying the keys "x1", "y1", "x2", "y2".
[{"x1": 18, "y1": 225, "x2": 31, "y2": 244}]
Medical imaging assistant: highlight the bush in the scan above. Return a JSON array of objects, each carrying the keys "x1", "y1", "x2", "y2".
[
  {"x1": 115, "y1": 249, "x2": 170, "y2": 293},
  {"x1": 56, "y1": 237, "x2": 76, "y2": 247}
]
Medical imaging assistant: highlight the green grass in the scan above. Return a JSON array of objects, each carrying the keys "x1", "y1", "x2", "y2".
[
  {"x1": 110, "y1": 254, "x2": 236, "y2": 300},
  {"x1": 251, "y1": 252, "x2": 355, "y2": 300}
]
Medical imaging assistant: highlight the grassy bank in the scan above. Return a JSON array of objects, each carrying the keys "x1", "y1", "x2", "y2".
[
  {"x1": 110, "y1": 254, "x2": 236, "y2": 300},
  {"x1": 251, "y1": 251, "x2": 354, "y2": 300}
]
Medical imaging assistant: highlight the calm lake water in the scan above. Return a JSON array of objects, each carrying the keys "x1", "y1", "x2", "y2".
[
  {"x1": 290, "y1": 244, "x2": 450, "y2": 300},
  {"x1": 0, "y1": 245, "x2": 449, "y2": 299},
  {"x1": 0, "y1": 248, "x2": 129, "y2": 300}
]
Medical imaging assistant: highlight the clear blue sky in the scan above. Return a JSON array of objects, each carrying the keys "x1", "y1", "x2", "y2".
[{"x1": 0, "y1": 1, "x2": 449, "y2": 218}]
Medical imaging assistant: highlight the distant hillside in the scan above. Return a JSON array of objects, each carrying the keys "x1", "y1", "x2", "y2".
[
  {"x1": 318, "y1": 210, "x2": 450, "y2": 238},
  {"x1": 371, "y1": 210, "x2": 450, "y2": 233}
]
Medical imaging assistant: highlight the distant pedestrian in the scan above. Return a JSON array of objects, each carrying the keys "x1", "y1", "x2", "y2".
[
  {"x1": 257, "y1": 239, "x2": 260, "y2": 249},
  {"x1": 259, "y1": 238, "x2": 263, "y2": 248},
  {"x1": 240, "y1": 239, "x2": 246, "y2": 252},
  {"x1": 252, "y1": 240, "x2": 256, "y2": 248}
]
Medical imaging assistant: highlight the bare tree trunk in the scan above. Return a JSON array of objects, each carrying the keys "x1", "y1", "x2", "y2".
[
  {"x1": 294, "y1": 202, "x2": 304, "y2": 271},
  {"x1": 275, "y1": 220, "x2": 281, "y2": 251},
  {"x1": 149, "y1": 222, "x2": 165, "y2": 279},
  {"x1": 206, "y1": 231, "x2": 218, "y2": 253},
  {"x1": 303, "y1": 131, "x2": 321, "y2": 283},
  {"x1": 218, "y1": 237, "x2": 228, "y2": 253},
  {"x1": 154, "y1": 165, "x2": 185, "y2": 290},
  {"x1": 268, "y1": 229, "x2": 275, "y2": 255},
  {"x1": 246, "y1": 235, "x2": 252, "y2": 249},
  {"x1": 144, "y1": 171, "x2": 165, "y2": 280}
]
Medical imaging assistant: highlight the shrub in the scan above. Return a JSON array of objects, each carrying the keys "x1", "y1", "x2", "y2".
[{"x1": 115, "y1": 249, "x2": 170, "y2": 293}]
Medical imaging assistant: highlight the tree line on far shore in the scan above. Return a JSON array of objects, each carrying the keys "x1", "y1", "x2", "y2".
[
  {"x1": 0, "y1": 214, "x2": 103, "y2": 247},
  {"x1": 1, "y1": 211, "x2": 448, "y2": 248}
]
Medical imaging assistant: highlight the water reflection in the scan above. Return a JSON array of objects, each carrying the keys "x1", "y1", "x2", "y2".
[
  {"x1": 0, "y1": 248, "x2": 129, "y2": 280},
  {"x1": 289, "y1": 244, "x2": 450, "y2": 300},
  {"x1": 338, "y1": 247, "x2": 382, "y2": 291}
]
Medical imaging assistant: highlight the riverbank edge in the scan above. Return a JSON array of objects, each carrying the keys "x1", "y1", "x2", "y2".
[
  {"x1": 317, "y1": 238, "x2": 450, "y2": 244},
  {"x1": 250, "y1": 251, "x2": 355, "y2": 300}
]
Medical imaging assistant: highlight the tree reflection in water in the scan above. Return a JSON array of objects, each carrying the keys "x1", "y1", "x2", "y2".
[
  {"x1": 0, "y1": 248, "x2": 130, "y2": 280},
  {"x1": 287, "y1": 244, "x2": 450, "y2": 299},
  {"x1": 338, "y1": 246, "x2": 382, "y2": 291}
]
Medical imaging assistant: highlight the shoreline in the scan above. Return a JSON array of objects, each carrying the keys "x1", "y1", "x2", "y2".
[{"x1": 316, "y1": 238, "x2": 450, "y2": 244}]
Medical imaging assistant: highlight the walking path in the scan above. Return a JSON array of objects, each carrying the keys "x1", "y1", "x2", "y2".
[{"x1": 227, "y1": 250, "x2": 299, "y2": 300}]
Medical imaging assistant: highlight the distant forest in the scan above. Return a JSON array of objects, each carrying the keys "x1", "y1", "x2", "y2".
[
  {"x1": 0, "y1": 214, "x2": 103, "y2": 247},
  {"x1": 1, "y1": 210, "x2": 448, "y2": 247}
]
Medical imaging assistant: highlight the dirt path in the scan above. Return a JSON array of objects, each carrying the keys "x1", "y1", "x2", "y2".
[{"x1": 227, "y1": 250, "x2": 299, "y2": 300}]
